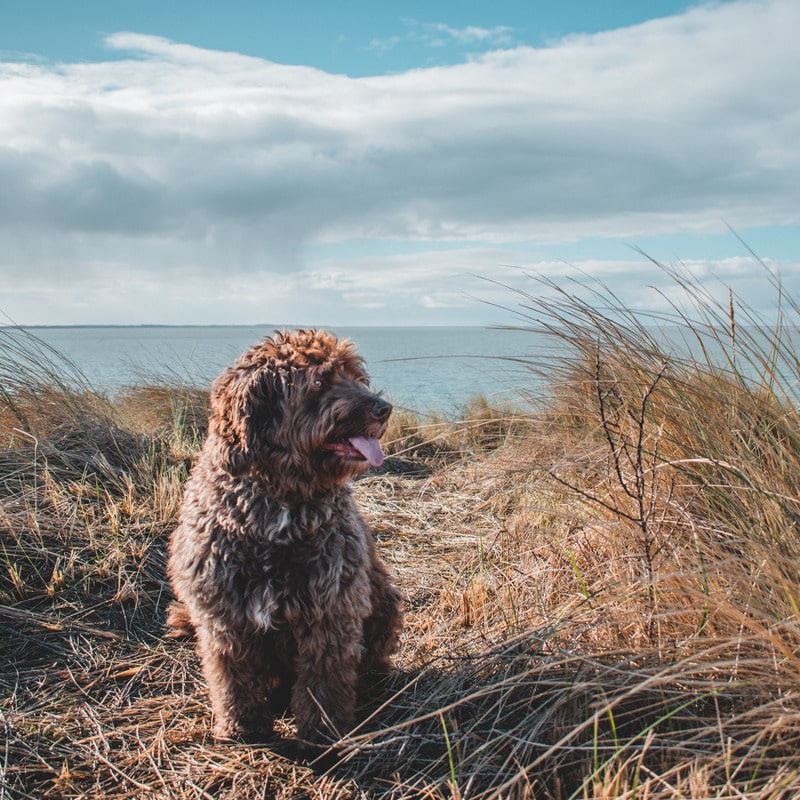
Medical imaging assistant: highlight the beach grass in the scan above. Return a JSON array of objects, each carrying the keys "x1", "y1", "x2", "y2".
[{"x1": 2, "y1": 265, "x2": 800, "y2": 798}]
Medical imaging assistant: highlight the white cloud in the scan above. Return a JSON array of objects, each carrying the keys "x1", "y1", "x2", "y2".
[
  {"x1": 0, "y1": 231, "x2": 793, "y2": 325},
  {"x1": 369, "y1": 19, "x2": 514, "y2": 56},
  {"x1": 0, "y1": 0, "x2": 798, "y2": 324},
  {"x1": 367, "y1": 35, "x2": 401, "y2": 56},
  {"x1": 417, "y1": 22, "x2": 515, "y2": 48}
]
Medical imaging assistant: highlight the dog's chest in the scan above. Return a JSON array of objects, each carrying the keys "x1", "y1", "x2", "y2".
[{"x1": 219, "y1": 494, "x2": 371, "y2": 629}]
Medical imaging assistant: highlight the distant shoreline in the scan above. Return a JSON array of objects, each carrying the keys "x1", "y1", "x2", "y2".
[{"x1": 8, "y1": 323, "x2": 490, "y2": 330}]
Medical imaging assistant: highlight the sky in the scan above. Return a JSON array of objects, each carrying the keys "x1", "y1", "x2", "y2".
[{"x1": 1, "y1": 0, "x2": 799, "y2": 326}]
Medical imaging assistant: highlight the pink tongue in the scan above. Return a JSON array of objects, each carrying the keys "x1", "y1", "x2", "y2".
[{"x1": 348, "y1": 436, "x2": 385, "y2": 467}]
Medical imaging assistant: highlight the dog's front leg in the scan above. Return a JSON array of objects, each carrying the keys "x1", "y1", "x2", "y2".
[
  {"x1": 360, "y1": 551, "x2": 404, "y2": 675},
  {"x1": 195, "y1": 626, "x2": 274, "y2": 742},
  {"x1": 290, "y1": 615, "x2": 364, "y2": 745}
]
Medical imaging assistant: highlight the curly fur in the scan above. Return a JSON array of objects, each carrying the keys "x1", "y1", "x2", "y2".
[{"x1": 167, "y1": 329, "x2": 403, "y2": 744}]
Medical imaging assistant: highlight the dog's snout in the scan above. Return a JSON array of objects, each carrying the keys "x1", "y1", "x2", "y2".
[{"x1": 371, "y1": 397, "x2": 392, "y2": 423}]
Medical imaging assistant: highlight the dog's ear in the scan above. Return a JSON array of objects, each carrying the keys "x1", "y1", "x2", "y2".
[{"x1": 208, "y1": 363, "x2": 283, "y2": 474}]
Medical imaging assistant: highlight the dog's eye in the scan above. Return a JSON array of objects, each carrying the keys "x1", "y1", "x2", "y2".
[{"x1": 311, "y1": 378, "x2": 324, "y2": 390}]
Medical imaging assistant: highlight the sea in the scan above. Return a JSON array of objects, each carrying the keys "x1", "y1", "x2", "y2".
[
  {"x1": 12, "y1": 326, "x2": 549, "y2": 415},
  {"x1": 5, "y1": 324, "x2": 790, "y2": 415}
]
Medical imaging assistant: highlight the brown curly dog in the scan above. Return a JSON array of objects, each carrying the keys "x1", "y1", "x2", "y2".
[{"x1": 167, "y1": 329, "x2": 403, "y2": 745}]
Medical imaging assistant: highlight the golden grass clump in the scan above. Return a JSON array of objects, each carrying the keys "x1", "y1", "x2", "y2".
[{"x1": 3, "y1": 263, "x2": 800, "y2": 799}]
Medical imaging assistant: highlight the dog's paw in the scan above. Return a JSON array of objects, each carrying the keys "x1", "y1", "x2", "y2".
[
  {"x1": 212, "y1": 715, "x2": 275, "y2": 744},
  {"x1": 294, "y1": 738, "x2": 348, "y2": 772}
]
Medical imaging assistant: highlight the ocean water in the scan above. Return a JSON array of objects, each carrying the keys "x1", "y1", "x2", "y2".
[
  {"x1": 6, "y1": 324, "x2": 789, "y2": 414},
  {"x1": 16, "y1": 326, "x2": 544, "y2": 414}
]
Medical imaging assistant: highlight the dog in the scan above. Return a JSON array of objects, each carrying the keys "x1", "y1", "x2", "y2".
[{"x1": 167, "y1": 329, "x2": 403, "y2": 745}]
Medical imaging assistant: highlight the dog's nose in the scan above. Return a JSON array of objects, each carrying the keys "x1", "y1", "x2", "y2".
[{"x1": 371, "y1": 397, "x2": 392, "y2": 423}]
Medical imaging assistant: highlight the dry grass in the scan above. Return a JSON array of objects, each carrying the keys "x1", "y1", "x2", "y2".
[{"x1": 3, "y1": 266, "x2": 800, "y2": 798}]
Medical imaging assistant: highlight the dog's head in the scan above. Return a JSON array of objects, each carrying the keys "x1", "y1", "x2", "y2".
[{"x1": 207, "y1": 329, "x2": 392, "y2": 494}]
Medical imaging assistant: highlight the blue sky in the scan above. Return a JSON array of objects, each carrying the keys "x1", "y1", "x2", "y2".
[
  {"x1": 4, "y1": 1, "x2": 696, "y2": 74},
  {"x1": 1, "y1": 0, "x2": 798, "y2": 325}
]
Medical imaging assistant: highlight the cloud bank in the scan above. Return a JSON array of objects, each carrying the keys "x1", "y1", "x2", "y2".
[{"x1": 1, "y1": 0, "x2": 798, "y2": 324}]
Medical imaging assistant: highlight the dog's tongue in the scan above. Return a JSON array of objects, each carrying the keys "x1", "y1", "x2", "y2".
[{"x1": 348, "y1": 436, "x2": 385, "y2": 467}]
